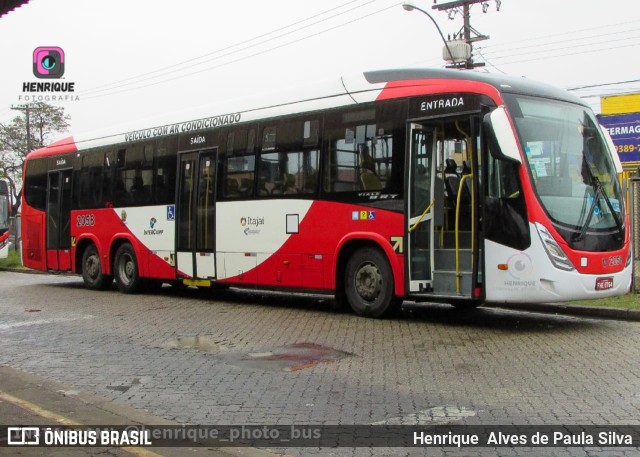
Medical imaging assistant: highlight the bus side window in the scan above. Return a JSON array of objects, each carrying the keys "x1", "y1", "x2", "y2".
[
  {"x1": 323, "y1": 103, "x2": 404, "y2": 197},
  {"x1": 222, "y1": 127, "x2": 256, "y2": 200},
  {"x1": 24, "y1": 158, "x2": 48, "y2": 211},
  {"x1": 113, "y1": 143, "x2": 155, "y2": 206},
  {"x1": 257, "y1": 119, "x2": 320, "y2": 198},
  {"x1": 103, "y1": 150, "x2": 115, "y2": 207},
  {"x1": 154, "y1": 136, "x2": 177, "y2": 205},
  {"x1": 485, "y1": 150, "x2": 530, "y2": 250},
  {"x1": 113, "y1": 148, "x2": 130, "y2": 207},
  {"x1": 75, "y1": 150, "x2": 103, "y2": 209}
]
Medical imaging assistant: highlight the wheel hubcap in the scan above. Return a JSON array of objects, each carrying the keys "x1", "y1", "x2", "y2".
[
  {"x1": 119, "y1": 254, "x2": 134, "y2": 284},
  {"x1": 86, "y1": 256, "x2": 99, "y2": 279},
  {"x1": 354, "y1": 263, "x2": 382, "y2": 301}
]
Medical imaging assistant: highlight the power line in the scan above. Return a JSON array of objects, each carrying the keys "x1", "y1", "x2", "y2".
[
  {"x1": 80, "y1": 2, "x2": 401, "y2": 101},
  {"x1": 482, "y1": 17, "x2": 640, "y2": 50},
  {"x1": 406, "y1": 18, "x2": 640, "y2": 69},
  {"x1": 491, "y1": 41, "x2": 640, "y2": 66},
  {"x1": 480, "y1": 28, "x2": 640, "y2": 58},
  {"x1": 407, "y1": 38, "x2": 640, "y2": 70},
  {"x1": 79, "y1": 0, "x2": 382, "y2": 97},
  {"x1": 567, "y1": 79, "x2": 640, "y2": 91},
  {"x1": 485, "y1": 35, "x2": 640, "y2": 62},
  {"x1": 579, "y1": 89, "x2": 640, "y2": 99},
  {"x1": 474, "y1": 48, "x2": 507, "y2": 74}
]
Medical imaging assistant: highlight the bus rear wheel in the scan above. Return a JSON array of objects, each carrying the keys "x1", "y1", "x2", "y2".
[
  {"x1": 114, "y1": 243, "x2": 143, "y2": 294},
  {"x1": 81, "y1": 244, "x2": 112, "y2": 290},
  {"x1": 344, "y1": 246, "x2": 398, "y2": 318}
]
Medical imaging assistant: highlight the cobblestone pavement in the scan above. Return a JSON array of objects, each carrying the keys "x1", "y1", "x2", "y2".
[{"x1": 1, "y1": 271, "x2": 639, "y2": 456}]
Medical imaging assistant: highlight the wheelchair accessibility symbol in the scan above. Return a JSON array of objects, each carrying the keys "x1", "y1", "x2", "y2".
[{"x1": 167, "y1": 205, "x2": 176, "y2": 221}]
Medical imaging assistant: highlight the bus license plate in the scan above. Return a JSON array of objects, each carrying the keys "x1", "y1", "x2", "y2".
[{"x1": 595, "y1": 277, "x2": 614, "y2": 291}]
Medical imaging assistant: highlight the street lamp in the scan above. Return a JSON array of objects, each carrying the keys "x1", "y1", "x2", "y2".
[{"x1": 401, "y1": 1, "x2": 461, "y2": 68}]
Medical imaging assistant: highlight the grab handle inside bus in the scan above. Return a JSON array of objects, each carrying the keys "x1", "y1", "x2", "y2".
[{"x1": 483, "y1": 106, "x2": 522, "y2": 164}]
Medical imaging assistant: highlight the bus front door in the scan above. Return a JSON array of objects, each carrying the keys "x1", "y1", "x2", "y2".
[
  {"x1": 407, "y1": 117, "x2": 480, "y2": 299},
  {"x1": 407, "y1": 124, "x2": 438, "y2": 293},
  {"x1": 176, "y1": 149, "x2": 217, "y2": 283},
  {"x1": 46, "y1": 169, "x2": 72, "y2": 271}
]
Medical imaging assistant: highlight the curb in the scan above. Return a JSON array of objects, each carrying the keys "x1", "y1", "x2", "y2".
[{"x1": 488, "y1": 302, "x2": 640, "y2": 322}]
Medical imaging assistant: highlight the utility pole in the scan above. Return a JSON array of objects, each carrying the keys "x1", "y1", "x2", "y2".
[
  {"x1": 432, "y1": 0, "x2": 501, "y2": 69},
  {"x1": 10, "y1": 104, "x2": 32, "y2": 153}
]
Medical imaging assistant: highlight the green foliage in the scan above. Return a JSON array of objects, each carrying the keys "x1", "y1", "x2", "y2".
[
  {"x1": 0, "y1": 102, "x2": 70, "y2": 212},
  {"x1": 0, "y1": 249, "x2": 23, "y2": 269},
  {"x1": 570, "y1": 293, "x2": 640, "y2": 310}
]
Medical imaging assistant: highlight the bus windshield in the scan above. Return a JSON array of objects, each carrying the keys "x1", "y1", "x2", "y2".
[{"x1": 505, "y1": 94, "x2": 624, "y2": 237}]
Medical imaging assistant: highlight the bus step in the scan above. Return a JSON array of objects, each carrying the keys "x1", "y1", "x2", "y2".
[{"x1": 432, "y1": 269, "x2": 473, "y2": 295}]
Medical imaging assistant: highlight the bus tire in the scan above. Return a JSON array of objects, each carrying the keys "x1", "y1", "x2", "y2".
[
  {"x1": 344, "y1": 246, "x2": 398, "y2": 318},
  {"x1": 114, "y1": 243, "x2": 143, "y2": 294},
  {"x1": 81, "y1": 244, "x2": 112, "y2": 291}
]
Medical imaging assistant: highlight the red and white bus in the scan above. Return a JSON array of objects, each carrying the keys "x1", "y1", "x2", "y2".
[
  {"x1": 0, "y1": 179, "x2": 10, "y2": 258},
  {"x1": 21, "y1": 68, "x2": 631, "y2": 317}
]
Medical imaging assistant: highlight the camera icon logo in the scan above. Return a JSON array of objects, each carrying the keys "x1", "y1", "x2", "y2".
[{"x1": 33, "y1": 47, "x2": 65, "y2": 79}]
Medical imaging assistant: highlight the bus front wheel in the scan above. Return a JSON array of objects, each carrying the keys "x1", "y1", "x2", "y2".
[
  {"x1": 81, "y1": 244, "x2": 112, "y2": 291},
  {"x1": 114, "y1": 243, "x2": 143, "y2": 294},
  {"x1": 344, "y1": 247, "x2": 398, "y2": 318}
]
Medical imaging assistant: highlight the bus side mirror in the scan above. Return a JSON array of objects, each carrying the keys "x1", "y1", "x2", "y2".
[{"x1": 484, "y1": 106, "x2": 522, "y2": 164}]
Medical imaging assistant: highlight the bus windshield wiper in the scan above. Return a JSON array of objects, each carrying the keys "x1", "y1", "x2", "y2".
[{"x1": 572, "y1": 174, "x2": 623, "y2": 242}]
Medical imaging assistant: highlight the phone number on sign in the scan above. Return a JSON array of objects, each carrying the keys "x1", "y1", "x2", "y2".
[{"x1": 616, "y1": 144, "x2": 640, "y2": 153}]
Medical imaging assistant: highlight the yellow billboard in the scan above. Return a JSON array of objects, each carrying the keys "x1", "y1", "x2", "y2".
[{"x1": 601, "y1": 93, "x2": 640, "y2": 115}]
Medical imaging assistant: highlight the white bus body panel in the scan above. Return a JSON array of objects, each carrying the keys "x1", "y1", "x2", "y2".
[
  {"x1": 484, "y1": 223, "x2": 631, "y2": 303},
  {"x1": 215, "y1": 200, "x2": 313, "y2": 280}
]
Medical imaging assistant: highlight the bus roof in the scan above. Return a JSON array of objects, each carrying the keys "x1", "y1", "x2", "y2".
[
  {"x1": 26, "y1": 67, "x2": 586, "y2": 159},
  {"x1": 365, "y1": 68, "x2": 586, "y2": 106}
]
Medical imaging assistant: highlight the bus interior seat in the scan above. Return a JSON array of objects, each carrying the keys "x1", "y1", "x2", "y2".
[
  {"x1": 226, "y1": 178, "x2": 240, "y2": 197},
  {"x1": 444, "y1": 159, "x2": 461, "y2": 202},
  {"x1": 360, "y1": 171, "x2": 382, "y2": 191},
  {"x1": 258, "y1": 178, "x2": 270, "y2": 196},
  {"x1": 283, "y1": 173, "x2": 299, "y2": 194},
  {"x1": 445, "y1": 158, "x2": 459, "y2": 176},
  {"x1": 239, "y1": 178, "x2": 252, "y2": 197},
  {"x1": 461, "y1": 160, "x2": 473, "y2": 200}
]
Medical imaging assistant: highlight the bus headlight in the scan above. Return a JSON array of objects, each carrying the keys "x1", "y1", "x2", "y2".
[{"x1": 536, "y1": 223, "x2": 575, "y2": 271}]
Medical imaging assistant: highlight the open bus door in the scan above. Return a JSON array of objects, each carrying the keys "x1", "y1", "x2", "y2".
[
  {"x1": 176, "y1": 148, "x2": 217, "y2": 285},
  {"x1": 407, "y1": 115, "x2": 482, "y2": 302},
  {"x1": 46, "y1": 168, "x2": 72, "y2": 271}
]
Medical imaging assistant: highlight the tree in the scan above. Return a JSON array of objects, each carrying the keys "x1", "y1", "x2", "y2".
[{"x1": 0, "y1": 102, "x2": 70, "y2": 213}]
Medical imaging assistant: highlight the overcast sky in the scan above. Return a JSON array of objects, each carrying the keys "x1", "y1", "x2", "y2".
[{"x1": 1, "y1": 0, "x2": 639, "y2": 138}]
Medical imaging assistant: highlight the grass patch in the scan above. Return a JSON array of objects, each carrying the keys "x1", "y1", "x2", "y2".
[
  {"x1": 569, "y1": 293, "x2": 640, "y2": 310},
  {"x1": 0, "y1": 249, "x2": 24, "y2": 269}
]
